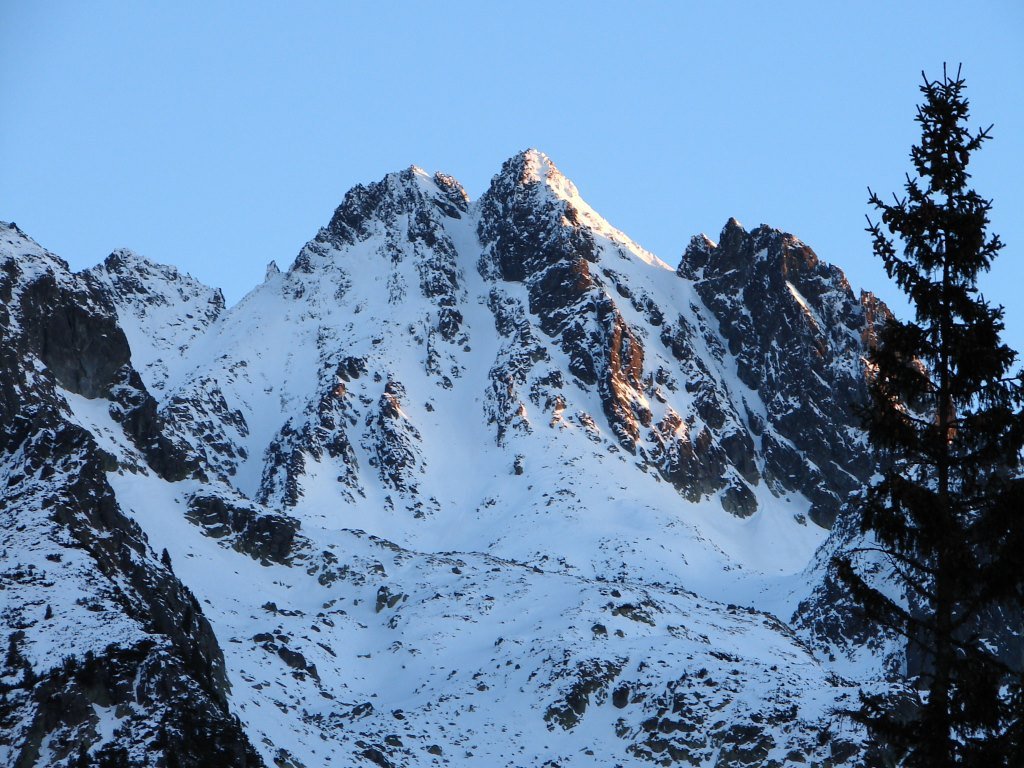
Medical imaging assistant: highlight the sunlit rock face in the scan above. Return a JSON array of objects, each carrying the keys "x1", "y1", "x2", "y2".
[{"x1": 1, "y1": 153, "x2": 897, "y2": 767}]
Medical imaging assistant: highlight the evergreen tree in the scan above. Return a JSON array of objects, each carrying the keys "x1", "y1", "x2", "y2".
[{"x1": 836, "y1": 65, "x2": 1024, "y2": 766}]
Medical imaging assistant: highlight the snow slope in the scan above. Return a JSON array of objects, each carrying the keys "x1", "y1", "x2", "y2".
[{"x1": 2, "y1": 151, "x2": 898, "y2": 766}]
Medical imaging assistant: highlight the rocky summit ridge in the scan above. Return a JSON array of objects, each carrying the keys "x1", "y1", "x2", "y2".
[{"x1": 2, "y1": 150, "x2": 902, "y2": 767}]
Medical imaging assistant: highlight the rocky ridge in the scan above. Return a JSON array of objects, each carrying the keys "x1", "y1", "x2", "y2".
[
  {"x1": 0, "y1": 224, "x2": 262, "y2": 767},
  {"x1": 2, "y1": 151, "x2": 909, "y2": 767}
]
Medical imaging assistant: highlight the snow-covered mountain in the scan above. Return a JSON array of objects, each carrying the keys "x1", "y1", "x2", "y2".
[{"x1": 3, "y1": 150, "x2": 899, "y2": 767}]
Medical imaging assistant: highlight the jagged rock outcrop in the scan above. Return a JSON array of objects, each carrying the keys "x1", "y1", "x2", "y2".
[
  {"x1": 87, "y1": 248, "x2": 226, "y2": 394},
  {"x1": 0, "y1": 223, "x2": 262, "y2": 767},
  {"x1": 187, "y1": 494, "x2": 299, "y2": 565},
  {"x1": 478, "y1": 151, "x2": 653, "y2": 453},
  {"x1": 14, "y1": 250, "x2": 130, "y2": 400},
  {"x1": 365, "y1": 378, "x2": 423, "y2": 499},
  {"x1": 258, "y1": 368, "x2": 360, "y2": 509},
  {"x1": 679, "y1": 218, "x2": 887, "y2": 526},
  {"x1": 1, "y1": 148, "x2": 937, "y2": 768}
]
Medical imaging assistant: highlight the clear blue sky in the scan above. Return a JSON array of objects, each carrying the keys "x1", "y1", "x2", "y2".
[{"x1": 2, "y1": 2, "x2": 1022, "y2": 352}]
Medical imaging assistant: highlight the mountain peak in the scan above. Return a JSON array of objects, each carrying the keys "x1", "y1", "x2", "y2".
[
  {"x1": 1, "y1": 219, "x2": 52, "y2": 260},
  {"x1": 1, "y1": 220, "x2": 76, "y2": 288},
  {"x1": 516, "y1": 147, "x2": 560, "y2": 182},
  {"x1": 680, "y1": 218, "x2": 810, "y2": 281},
  {"x1": 100, "y1": 247, "x2": 156, "y2": 273},
  {"x1": 718, "y1": 216, "x2": 748, "y2": 254},
  {"x1": 85, "y1": 248, "x2": 225, "y2": 393},
  {"x1": 92, "y1": 248, "x2": 221, "y2": 301},
  {"x1": 381, "y1": 164, "x2": 432, "y2": 193},
  {"x1": 2, "y1": 160, "x2": 906, "y2": 766},
  {"x1": 315, "y1": 165, "x2": 469, "y2": 251},
  {"x1": 484, "y1": 149, "x2": 667, "y2": 272},
  {"x1": 494, "y1": 148, "x2": 578, "y2": 201}
]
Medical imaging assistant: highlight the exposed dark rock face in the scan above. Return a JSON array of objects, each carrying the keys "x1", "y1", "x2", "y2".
[
  {"x1": 90, "y1": 248, "x2": 225, "y2": 321},
  {"x1": 5, "y1": 235, "x2": 202, "y2": 484},
  {"x1": 258, "y1": 369, "x2": 360, "y2": 508},
  {"x1": 187, "y1": 494, "x2": 299, "y2": 565},
  {"x1": 544, "y1": 657, "x2": 626, "y2": 730},
  {"x1": 0, "y1": 420, "x2": 262, "y2": 768},
  {"x1": 318, "y1": 168, "x2": 469, "y2": 250},
  {"x1": 482, "y1": 288, "x2": 550, "y2": 444},
  {"x1": 1, "y1": 639, "x2": 261, "y2": 768},
  {"x1": 652, "y1": 310, "x2": 763, "y2": 509},
  {"x1": 309, "y1": 168, "x2": 470, "y2": 344},
  {"x1": 792, "y1": 507, "x2": 902, "y2": 665},
  {"x1": 366, "y1": 379, "x2": 423, "y2": 498},
  {"x1": 679, "y1": 218, "x2": 888, "y2": 527},
  {"x1": 0, "y1": 225, "x2": 262, "y2": 767},
  {"x1": 476, "y1": 152, "x2": 874, "y2": 521},
  {"x1": 161, "y1": 376, "x2": 250, "y2": 482},
  {"x1": 16, "y1": 259, "x2": 131, "y2": 400},
  {"x1": 478, "y1": 151, "x2": 652, "y2": 453},
  {"x1": 107, "y1": 365, "x2": 202, "y2": 482},
  {"x1": 621, "y1": 676, "x2": 853, "y2": 768},
  {"x1": 0, "y1": 151, "x2": 920, "y2": 767},
  {"x1": 649, "y1": 409, "x2": 729, "y2": 502}
]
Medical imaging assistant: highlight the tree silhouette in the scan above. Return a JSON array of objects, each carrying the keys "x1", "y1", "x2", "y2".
[{"x1": 837, "y1": 65, "x2": 1024, "y2": 766}]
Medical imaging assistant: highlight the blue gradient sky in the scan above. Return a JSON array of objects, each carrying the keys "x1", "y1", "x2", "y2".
[{"x1": 3, "y1": 2, "x2": 1022, "y2": 351}]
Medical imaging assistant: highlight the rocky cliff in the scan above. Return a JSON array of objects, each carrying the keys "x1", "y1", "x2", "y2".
[{"x1": 2, "y1": 152, "x2": 909, "y2": 767}]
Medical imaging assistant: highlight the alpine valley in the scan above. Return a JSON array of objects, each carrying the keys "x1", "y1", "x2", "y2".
[{"x1": 3, "y1": 150, "x2": 908, "y2": 767}]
